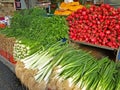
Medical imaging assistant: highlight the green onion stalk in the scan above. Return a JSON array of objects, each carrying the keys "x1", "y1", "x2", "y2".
[
  {"x1": 94, "y1": 59, "x2": 116, "y2": 90},
  {"x1": 76, "y1": 58, "x2": 114, "y2": 90},
  {"x1": 21, "y1": 41, "x2": 66, "y2": 68},
  {"x1": 14, "y1": 38, "x2": 119, "y2": 90},
  {"x1": 58, "y1": 50, "x2": 95, "y2": 88},
  {"x1": 34, "y1": 42, "x2": 68, "y2": 84},
  {"x1": 115, "y1": 62, "x2": 120, "y2": 90},
  {"x1": 116, "y1": 75, "x2": 120, "y2": 90},
  {"x1": 33, "y1": 46, "x2": 83, "y2": 89},
  {"x1": 19, "y1": 41, "x2": 67, "y2": 85},
  {"x1": 57, "y1": 49, "x2": 118, "y2": 90},
  {"x1": 45, "y1": 48, "x2": 93, "y2": 89}
]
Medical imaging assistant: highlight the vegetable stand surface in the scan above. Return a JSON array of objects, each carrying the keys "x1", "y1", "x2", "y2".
[{"x1": 70, "y1": 39, "x2": 120, "y2": 62}]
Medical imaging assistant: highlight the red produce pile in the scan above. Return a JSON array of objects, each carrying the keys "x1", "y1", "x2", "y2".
[{"x1": 67, "y1": 4, "x2": 120, "y2": 49}]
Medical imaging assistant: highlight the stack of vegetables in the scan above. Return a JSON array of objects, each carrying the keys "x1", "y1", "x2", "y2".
[
  {"x1": 67, "y1": 4, "x2": 120, "y2": 49},
  {"x1": 0, "y1": 7, "x2": 68, "y2": 60},
  {"x1": 1, "y1": 6, "x2": 120, "y2": 90},
  {"x1": 15, "y1": 41, "x2": 120, "y2": 90},
  {"x1": 54, "y1": 2, "x2": 84, "y2": 16}
]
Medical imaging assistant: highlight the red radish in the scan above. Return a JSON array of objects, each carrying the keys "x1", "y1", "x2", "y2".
[
  {"x1": 106, "y1": 30, "x2": 111, "y2": 34},
  {"x1": 115, "y1": 24, "x2": 120, "y2": 29},
  {"x1": 118, "y1": 37, "x2": 120, "y2": 40},
  {"x1": 67, "y1": 4, "x2": 120, "y2": 49}
]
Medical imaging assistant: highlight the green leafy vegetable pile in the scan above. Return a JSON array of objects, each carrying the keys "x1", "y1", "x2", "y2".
[
  {"x1": 0, "y1": 7, "x2": 68, "y2": 59},
  {"x1": 19, "y1": 41, "x2": 120, "y2": 90}
]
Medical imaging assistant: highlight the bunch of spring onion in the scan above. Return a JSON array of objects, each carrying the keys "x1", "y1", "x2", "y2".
[
  {"x1": 16, "y1": 39, "x2": 120, "y2": 89},
  {"x1": 13, "y1": 40, "x2": 30, "y2": 60},
  {"x1": 20, "y1": 41, "x2": 68, "y2": 84},
  {"x1": 95, "y1": 59, "x2": 116, "y2": 90},
  {"x1": 44, "y1": 47, "x2": 95, "y2": 89},
  {"x1": 58, "y1": 54, "x2": 117, "y2": 90},
  {"x1": 77, "y1": 58, "x2": 116, "y2": 90},
  {"x1": 43, "y1": 44, "x2": 117, "y2": 90},
  {"x1": 13, "y1": 38, "x2": 41, "y2": 60},
  {"x1": 34, "y1": 45, "x2": 83, "y2": 84},
  {"x1": 55, "y1": 49, "x2": 96, "y2": 89}
]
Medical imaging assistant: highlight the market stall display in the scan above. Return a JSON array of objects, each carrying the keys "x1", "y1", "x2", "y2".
[
  {"x1": 15, "y1": 42, "x2": 120, "y2": 90},
  {"x1": 0, "y1": 7, "x2": 68, "y2": 60},
  {"x1": 1, "y1": 3, "x2": 120, "y2": 90}
]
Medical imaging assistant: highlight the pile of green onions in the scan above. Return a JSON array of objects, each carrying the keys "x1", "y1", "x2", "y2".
[
  {"x1": 58, "y1": 55, "x2": 118, "y2": 90},
  {"x1": 20, "y1": 41, "x2": 67, "y2": 84},
  {"x1": 17, "y1": 41, "x2": 120, "y2": 90},
  {"x1": 115, "y1": 63, "x2": 120, "y2": 90},
  {"x1": 13, "y1": 40, "x2": 30, "y2": 60}
]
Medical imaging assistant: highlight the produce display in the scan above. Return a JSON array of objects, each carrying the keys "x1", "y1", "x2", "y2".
[
  {"x1": 0, "y1": 7, "x2": 68, "y2": 60},
  {"x1": 67, "y1": 4, "x2": 120, "y2": 49},
  {"x1": 15, "y1": 41, "x2": 120, "y2": 90},
  {"x1": 54, "y1": 2, "x2": 84, "y2": 16},
  {"x1": 1, "y1": 5, "x2": 120, "y2": 90}
]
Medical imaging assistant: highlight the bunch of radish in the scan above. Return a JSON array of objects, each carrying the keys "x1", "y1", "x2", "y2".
[{"x1": 67, "y1": 4, "x2": 120, "y2": 49}]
